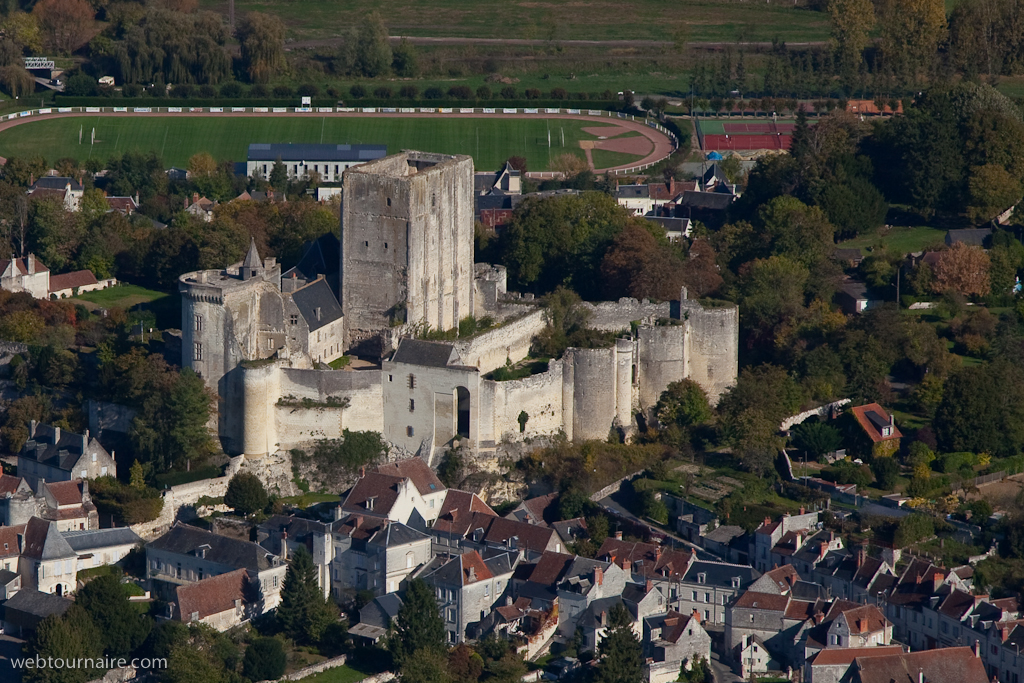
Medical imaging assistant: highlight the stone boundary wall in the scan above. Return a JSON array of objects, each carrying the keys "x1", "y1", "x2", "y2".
[
  {"x1": 130, "y1": 456, "x2": 244, "y2": 538},
  {"x1": 278, "y1": 654, "x2": 348, "y2": 681},
  {"x1": 589, "y1": 469, "x2": 646, "y2": 502},
  {"x1": 780, "y1": 399, "x2": 851, "y2": 431},
  {"x1": 482, "y1": 359, "x2": 565, "y2": 443}
]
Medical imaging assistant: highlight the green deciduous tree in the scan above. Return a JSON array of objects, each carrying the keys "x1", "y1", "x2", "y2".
[
  {"x1": 655, "y1": 379, "x2": 712, "y2": 430},
  {"x1": 224, "y1": 472, "x2": 268, "y2": 517},
  {"x1": 791, "y1": 420, "x2": 843, "y2": 458},
  {"x1": 237, "y1": 12, "x2": 286, "y2": 84},
  {"x1": 351, "y1": 12, "x2": 392, "y2": 78},
  {"x1": 25, "y1": 606, "x2": 104, "y2": 683},
  {"x1": 967, "y1": 164, "x2": 1022, "y2": 224},
  {"x1": 935, "y1": 361, "x2": 1024, "y2": 456},
  {"x1": 309, "y1": 430, "x2": 389, "y2": 479},
  {"x1": 389, "y1": 578, "x2": 446, "y2": 666},
  {"x1": 828, "y1": 0, "x2": 875, "y2": 70},
  {"x1": 402, "y1": 647, "x2": 452, "y2": 683},
  {"x1": 76, "y1": 573, "x2": 152, "y2": 658}
]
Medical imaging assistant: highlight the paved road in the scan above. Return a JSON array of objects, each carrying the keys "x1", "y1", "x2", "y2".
[
  {"x1": 597, "y1": 494, "x2": 722, "y2": 562},
  {"x1": 709, "y1": 651, "x2": 743, "y2": 683}
]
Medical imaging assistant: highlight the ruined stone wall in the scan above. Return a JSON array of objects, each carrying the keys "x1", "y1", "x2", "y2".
[
  {"x1": 481, "y1": 359, "x2": 565, "y2": 444},
  {"x1": 276, "y1": 366, "x2": 384, "y2": 447},
  {"x1": 568, "y1": 347, "x2": 618, "y2": 441},
  {"x1": 454, "y1": 308, "x2": 547, "y2": 375},
  {"x1": 680, "y1": 300, "x2": 739, "y2": 404},
  {"x1": 584, "y1": 298, "x2": 671, "y2": 331},
  {"x1": 637, "y1": 325, "x2": 686, "y2": 416}
]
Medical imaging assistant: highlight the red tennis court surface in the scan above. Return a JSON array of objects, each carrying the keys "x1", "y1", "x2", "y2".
[
  {"x1": 722, "y1": 122, "x2": 796, "y2": 133},
  {"x1": 704, "y1": 133, "x2": 792, "y2": 150}
]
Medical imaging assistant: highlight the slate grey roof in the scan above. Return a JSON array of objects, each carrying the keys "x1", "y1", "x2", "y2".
[
  {"x1": 2, "y1": 589, "x2": 72, "y2": 618},
  {"x1": 946, "y1": 228, "x2": 991, "y2": 247},
  {"x1": 260, "y1": 515, "x2": 329, "y2": 538},
  {"x1": 247, "y1": 143, "x2": 387, "y2": 162},
  {"x1": 391, "y1": 339, "x2": 458, "y2": 368},
  {"x1": 62, "y1": 527, "x2": 142, "y2": 552},
  {"x1": 0, "y1": 568, "x2": 17, "y2": 584},
  {"x1": 616, "y1": 185, "x2": 650, "y2": 199},
  {"x1": 376, "y1": 593, "x2": 404, "y2": 619},
  {"x1": 243, "y1": 239, "x2": 262, "y2": 269},
  {"x1": 20, "y1": 423, "x2": 109, "y2": 472},
  {"x1": 283, "y1": 234, "x2": 340, "y2": 287},
  {"x1": 147, "y1": 523, "x2": 278, "y2": 573},
  {"x1": 703, "y1": 525, "x2": 745, "y2": 545},
  {"x1": 483, "y1": 551, "x2": 517, "y2": 577},
  {"x1": 682, "y1": 560, "x2": 758, "y2": 588},
  {"x1": 368, "y1": 521, "x2": 429, "y2": 548},
  {"x1": 30, "y1": 176, "x2": 83, "y2": 191},
  {"x1": 477, "y1": 194, "x2": 514, "y2": 211},
  {"x1": 677, "y1": 191, "x2": 734, "y2": 210},
  {"x1": 291, "y1": 277, "x2": 343, "y2": 332}
]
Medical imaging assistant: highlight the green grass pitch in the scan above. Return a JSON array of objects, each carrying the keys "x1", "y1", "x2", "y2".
[{"x1": 0, "y1": 116, "x2": 645, "y2": 172}]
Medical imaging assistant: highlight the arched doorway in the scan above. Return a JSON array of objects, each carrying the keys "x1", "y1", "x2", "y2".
[
  {"x1": 54, "y1": 583, "x2": 62, "y2": 596},
  {"x1": 456, "y1": 386, "x2": 470, "y2": 438}
]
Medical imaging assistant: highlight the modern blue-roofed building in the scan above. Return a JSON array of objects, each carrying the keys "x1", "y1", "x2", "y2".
[{"x1": 246, "y1": 143, "x2": 387, "y2": 182}]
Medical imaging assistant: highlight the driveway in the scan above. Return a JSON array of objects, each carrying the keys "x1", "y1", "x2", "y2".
[
  {"x1": 597, "y1": 494, "x2": 722, "y2": 561},
  {"x1": 709, "y1": 651, "x2": 742, "y2": 683}
]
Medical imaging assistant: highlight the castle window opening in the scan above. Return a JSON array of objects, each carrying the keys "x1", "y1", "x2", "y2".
[
  {"x1": 195, "y1": 314, "x2": 203, "y2": 331},
  {"x1": 389, "y1": 375, "x2": 393, "y2": 382},
  {"x1": 194, "y1": 342, "x2": 203, "y2": 361},
  {"x1": 387, "y1": 197, "x2": 392, "y2": 207},
  {"x1": 407, "y1": 426, "x2": 414, "y2": 437},
  {"x1": 408, "y1": 374, "x2": 416, "y2": 389},
  {"x1": 409, "y1": 399, "x2": 415, "y2": 412},
  {"x1": 384, "y1": 243, "x2": 388, "y2": 249},
  {"x1": 364, "y1": 241, "x2": 369, "y2": 247},
  {"x1": 456, "y1": 386, "x2": 470, "y2": 438},
  {"x1": 290, "y1": 314, "x2": 298, "y2": 325}
]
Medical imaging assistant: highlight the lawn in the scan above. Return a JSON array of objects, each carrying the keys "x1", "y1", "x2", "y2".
[
  {"x1": 75, "y1": 283, "x2": 180, "y2": 329},
  {"x1": 837, "y1": 225, "x2": 947, "y2": 255},
  {"x1": 278, "y1": 492, "x2": 341, "y2": 508},
  {"x1": 199, "y1": 0, "x2": 829, "y2": 43},
  {"x1": 0, "y1": 116, "x2": 645, "y2": 172},
  {"x1": 591, "y1": 148, "x2": 649, "y2": 169},
  {"x1": 298, "y1": 665, "x2": 373, "y2": 683}
]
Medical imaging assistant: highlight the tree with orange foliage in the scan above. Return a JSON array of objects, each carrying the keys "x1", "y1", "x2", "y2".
[
  {"x1": 599, "y1": 222, "x2": 685, "y2": 301},
  {"x1": 32, "y1": 0, "x2": 94, "y2": 55},
  {"x1": 681, "y1": 238, "x2": 723, "y2": 298},
  {"x1": 932, "y1": 242, "x2": 991, "y2": 297}
]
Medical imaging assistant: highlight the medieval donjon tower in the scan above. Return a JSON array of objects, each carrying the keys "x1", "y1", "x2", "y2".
[{"x1": 341, "y1": 152, "x2": 474, "y2": 350}]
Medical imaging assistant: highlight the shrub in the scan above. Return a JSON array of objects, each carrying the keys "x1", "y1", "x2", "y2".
[
  {"x1": 250, "y1": 83, "x2": 270, "y2": 98},
  {"x1": 64, "y1": 72, "x2": 98, "y2": 97},
  {"x1": 297, "y1": 83, "x2": 320, "y2": 97},
  {"x1": 424, "y1": 86, "x2": 444, "y2": 99},
  {"x1": 197, "y1": 84, "x2": 217, "y2": 98},
  {"x1": 89, "y1": 476, "x2": 163, "y2": 525},
  {"x1": 574, "y1": 91, "x2": 589, "y2": 100},
  {"x1": 524, "y1": 88, "x2": 542, "y2": 99},
  {"x1": 171, "y1": 84, "x2": 193, "y2": 98},
  {"x1": 224, "y1": 472, "x2": 269, "y2": 517},
  {"x1": 500, "y1": 86, "x2": 517, "y2": 99},
  {"x1": 374, "y1": 86, "x2": 393, "y2": 99},
  {"x1": 476, "y1": 85, "x2": 492, "y2": 99},
  {"x1": 448, "y1": 85, "x2": 472, "y2": 100},
  {"x1": 220, "y1": 82, "x2": 243, "y2": 98},
  {"x1": 550, "y1": 87, "x2": 567, "y2": 99},
  {"x1": 601, "y1": 89, "x2": 614, "y2": 99},
  {"x1": 122, "y1": 83, "x2": 143, "y2": 97},
  {"x1": 243, "y1": 637, "x2": 286, "y2": 682},
  {"x1": 349, "y1": 84, "x2": 367, "y2": 98},
  {"x1": 871, "y1": 457, "x2": 900, "y2": 490},
  {"x1": 327, "y1": 86, "x2": 340, "y2": 98},
  {"x1": 399, "y1": 85, "x2": 419, "y2": 99},
  {"x1": 273, "y1": 84, "x2": 293, "y2": 98}
]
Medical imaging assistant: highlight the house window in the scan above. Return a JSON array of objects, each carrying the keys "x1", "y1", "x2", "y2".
[
  {"x1": 290, "y1": 314, "x2": 298, "y2": 325},
  {"x1": 408, "y1": 374, "x2": 416, "y2": 389},
  {"x1": 704, "y1": 592, "x2": 710, "y2": 603},
  {"x1": 704, "y1": 610, "x2": 710, "y2": 621},
  {"x1": 409, "y1": 399, "x2": 415, "y2": 412},
  {"x1": 101, "y1": 466, "x2": 107, "y2": 476},
  {"x1": 407, "y1": 553, "x2": 414, "y2": 569},
  {"x1": 484, "y1": 584, "x2": 490, "y2": 597},
  {"x1": 692, "y1": 591, "x2": 698, "y2": 601},
  {"x1": 195, "y1": 315, "x2": 202, "y2": 331},
  {"x1": 384, "y1": 242, "x2": 388, "y2": 249},
  {"x1": 448, "y1": 608, "x2": 456, "y2": 622},
  {"x1": 194, "y1": 342, "x2": 203, "y2": 361},
  {"x1": 407, "y1": 426, "x2": 414, "y2": 437}
]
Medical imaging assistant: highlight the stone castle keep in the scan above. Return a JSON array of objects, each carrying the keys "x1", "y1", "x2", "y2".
[{"x1": 179, "y1": 151, "x2": 739, "y2": 460}]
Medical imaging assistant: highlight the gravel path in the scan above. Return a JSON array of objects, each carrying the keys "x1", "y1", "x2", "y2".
[{"x1": 0, "y1": 110, "x2": 674, "y2": 173}]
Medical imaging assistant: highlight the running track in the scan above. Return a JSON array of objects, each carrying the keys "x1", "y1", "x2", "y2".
[{"x1": 0, "y1": 110, "x2": 675, "y2": 174}]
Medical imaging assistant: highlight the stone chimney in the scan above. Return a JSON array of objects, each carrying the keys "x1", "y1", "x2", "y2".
[
  {"x1": 52, "y1": 426, "x2": 60, "y2": 444},
  {"x1": 794, "y1": 532, "x2": 803, "y2": 550},
  {"x1": 595, "y1": 567, "x2": 603, "y2": 586},
  {"x1": 692, "y1": 608, "x2": 701, "y2": 623},
  {"x1": 26, "y1": 253, "x2": 35, "y2": 274},
  {"x1": 974, "y1": 640, "x2": 981, "y2": 657},
  {"x1": 622, "y1": 559, "x2": 631, "y2": 575},
  {"x1": 81, "y1": 429, "x2": 88, "y2": 453},
  {"x1": 646, "y1": 579, "x2": 653, "y2": 593},
  {"x1": 468, "y1": 565, "x2": 477, "y2": 582},
  {"x1": 333, "y1": 505, "x2": 343, "y2": 521},
  {"x1": 933, "y1": 571, "x2": 943, "y2": 592},
  {"x1": 600, "y1": 611, "x2": 607, "y2": 627},
  {"x1": 615, "y1": 531, "x2": 623, "y2": 540},
  {"x1": 857, "y1": 546, "x2": 866, "y2": 568},
  {"x1": 819, "y1": 543, "x2": 828, "y2": 562},
  {"x1": 280, "y1": 531, "x2": 288, "y2": 560},
  {"x1": 29, "y1": 420, "x2": 37, "y2": 438}
]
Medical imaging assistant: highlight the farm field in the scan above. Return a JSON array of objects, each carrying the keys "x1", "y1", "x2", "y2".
[
  {"x1": 837, "y1": 225, "x2": 948, "y2": 255},
  {"x1": 199, "y1": 0, "x2": 830, "y2": 43},
  {"x1": 0, "y1": 116, "x2": 646, "y2": 172}
]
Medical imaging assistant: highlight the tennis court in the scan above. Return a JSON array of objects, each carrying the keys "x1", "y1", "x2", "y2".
[
  {"x1": 702, "y1": 133, "x2": 792, "y2": 150},
  {"x1": 723, "y1": 122, "x2": 796, "y2": 133}
]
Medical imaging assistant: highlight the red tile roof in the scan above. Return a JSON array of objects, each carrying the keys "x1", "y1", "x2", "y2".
[
  {"x1": 836, "y1": 604, "x2": 889, "y2": 633},
  {"x1": 0, "y1": 474, "x2": 25, "y2": 496},
  {"x1": 477, "y1": 514, "x2": 557, "y2": 552},
  {"x1": 522, "y1": 551, "x2": 576, "y2": 586},
  {"x1": 49, "y1": 270, "x2": 99, "y2": 293},
  {"x1": 373, "y1": 458, "x2": 445, "y2": 497},
  {"x1": 459, "y1": 550, "x2": 494, "y2": 585},
  {"x1": 808, "y1": 645, "x2": 904, "y2": 666},
  {"x1": 521, "y1": 492, "x2": 559, "y2": 524},
  {"x1": 343, "y1": 472, "x2": 407, "y2": 516},
  {"x1": 433, "y1": 489, "x2": 496, "y2": 536},
  {"x1": 0, "y1": 524, "x2": 26, "y2": 558},
  {"x1": 596, "y1": 538, "x2": 693, "y2": 579},
  {"x1": 0, "y1": 256, "x2": 48, "y2": 275},
  {"x1": 45, "y1": 480, "x2": 85, "y2": 507},
  {"x1": 176, "y1": 568, "x2": 248, "y2": 621},
  {"x1": 784, "y1": 599, "x2": 819, "y2": 621},
  {"x1": 762, "y1": 565, "x2": 800, "y2": 591},
  {"x1": 851, "y1": 403, "x2": 902, "y2": 443},
  {"x1": 851, "y1": 647, "x2": 987, "y2": 683},
  {"x1": 105, "y1": 197, "x2": 138, "y2": 214},
  {"x1": 733, "y1": 591, "x2": 791, "y2": 612}
]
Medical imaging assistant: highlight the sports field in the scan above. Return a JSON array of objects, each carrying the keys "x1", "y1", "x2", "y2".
[
  {"x1": 199, "y1": 0, "x2": 830, "y2": 43},
  {"x1": 697, "y1": 118, "x2": 796, "y2": 152},
  {"x1": 0, "y1": 116, "x2": 648, "y2": 172}
]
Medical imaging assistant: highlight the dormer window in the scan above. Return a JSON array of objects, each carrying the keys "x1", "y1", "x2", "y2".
[
  {"x1": 732, "y1": 576, "x2": 741, "y2": 589},
  {"x1": 697, "y1": 573, "x2": 706, "y2": 584},
  {"x1": 881, "y1": 425, "x2": 892, "y2": 437},
  {"x1": 366, "y1": 497, "x2": 376, "y2": 511}
]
